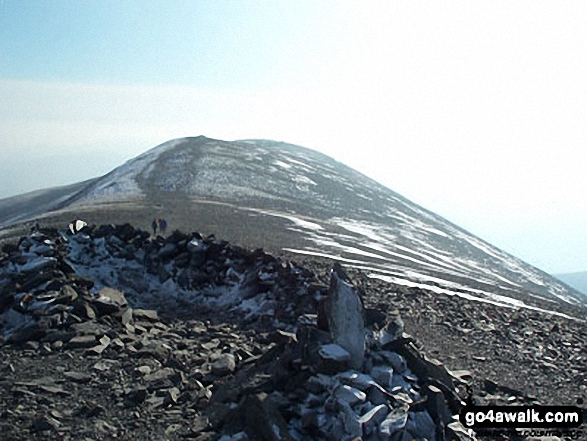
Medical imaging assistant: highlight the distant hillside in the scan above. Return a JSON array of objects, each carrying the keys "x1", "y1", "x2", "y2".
[
  {"x1": 555, "y1": 271, "x2": 587, "y2": 296},
  {"x1": 0, "y1": 136, "x2": 585, "y2": 318}
]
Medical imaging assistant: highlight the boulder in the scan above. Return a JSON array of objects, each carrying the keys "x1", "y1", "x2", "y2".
[{"x1": 325, "y1": 264, "x2": 365, "y2": 369}]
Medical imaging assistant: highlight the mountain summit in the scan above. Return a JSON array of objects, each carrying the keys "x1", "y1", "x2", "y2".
[{"x1": 0, "y1": 136, "x2": 584, "y2": 317}]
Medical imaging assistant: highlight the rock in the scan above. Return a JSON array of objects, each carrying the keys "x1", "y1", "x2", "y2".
[
  {"x1": 325, "y1": 264, "x2": 365, "y2": 369},
  {"x1": 381, "y1": 351, "x2": 407, "y2": 374},
  {"x1": 378, "y1": 316, "x2": 404, "y2": 347},
  {"x1": 371, "y1": 365, "x2": 394, "y2": 389},
  {"x1": 91, "y1": 298, "x2": 120, "y2": 315},
  {"x1": 41, "y1": 329, "x2": 76, "y2": 344},
  {"x1": 18, "y1": 257, "x2": 57, "y2": 276},
  {"x1": 340, "y1": 402, "x2": 362, "y2": 439},
  {"x1": 31, "y1": 415, "x2": 60, "y2": 432},
  {"x1": 133, "y1": 309, "x2": 159, "y2": 321},
  {"x1": 113, "y1": 223, "x2": 136, "y2": 242},
  {"x1": 92, "y1": 359, "x2": 119, "y2": 372},
  {"x1": 241, "y1": 393, "x2": 294, "y2": 441},
  {"x1": 68, "y1": 219, "x2": 88, "y2": 234},
  {"x1": 63, "y1": 371, "x2": 93, "y2": 383},
  {"x1": 187, "y1": 238, "x2": 207, "y2": 254},
  {"x1": 164, "y1": 387, "x2": 181, "y2": 405},
  {"x1": 158, "y1": 242, "x2": 179, "y2": 260},
  {"x1": 86, "y1": 342, "x2": 109, "y2": 355},
  {"x1": 212, "y1": 353, "x2": 236, "y2": 376},
  {"x1": 71, "y1": 320, "x2": 109, "y2": 336},
  {"x1": 9, "y1": 322, "x2": 47, "y2": 344},
  {"x1": 92, "y1": 287, "x2": 127, "y2": 315},
  {"x1": 39, "y1": 385, "x2": 71, "y2": 396},
  {"x1": 124, "y1": 387, "x2": 148, "y2": 407},
  {"x1": 358, "y1": 403, "x2": 389, "y2": 427},
  {"x1": 72, "y1": 299, "x2": 96, "y2": 320},
  {"x1": 136, "y1": 365, "x2": 152, "y2": 375},
  {"x1": 315, "y1": 343, "x2": 351, "y2": 374},
  {"x1": 396, "y1": 342, "x2": 455, "y2": 389},
  {"x1": 379, "y1": 404, "x2": 409, "y2": 436},
  {"x1": 67, "y1": 335, "x2": 97, "y2": 349},
  {"x1": 424, "y1": 384, "x2": 452, "y2": 424},
  {"x1": 333, "y1": 384, "x2": 367, "y2": 407},
  {"x1": 55, "y1": 285, "x2": 78, "y2": 304},
  {"x1": 119, "y1": 307, "x2": 133, "y2": 325},
  {"x1": 445, "y1": 421, "x2": 476, "y2": 441},
  {"x1": 367, "y1": 382, "x2": 393, "y2": 406},
  {"x1": 405, "y1": 411, "x2": 436, "y2": 440},
  {"x1": 338, "y1": 371, "x2": 376, "y2": 391},
  {"x1": 144, "y1": 367, "x2": 181, "y2": 390}
]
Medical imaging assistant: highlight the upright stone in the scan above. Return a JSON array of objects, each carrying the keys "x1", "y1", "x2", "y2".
[{"x1": 325, "y1": 263, "x2": 365, "y2": 370}]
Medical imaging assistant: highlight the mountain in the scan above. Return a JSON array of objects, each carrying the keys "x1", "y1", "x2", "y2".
[
  {"x1": 555, "y1": 271, "x2": 587, "y2": 296},
  {"x1": 1, "y1": 136, "x2": 585, "y2": 318}
]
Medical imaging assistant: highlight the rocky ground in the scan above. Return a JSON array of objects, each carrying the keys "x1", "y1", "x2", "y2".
[
  {"x1": 0, "y1": 224, "x2": 584, "y2": 440},
  {"x1": 287, "y1": 256, "x2": 587, "y2": 408}
]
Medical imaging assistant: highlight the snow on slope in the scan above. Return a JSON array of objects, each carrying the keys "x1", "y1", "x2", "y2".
[
  {"x1": 79, "y1": 138, "x2": 189, "y2": 202},
  {"x1": 2, "y1": 136, "x2": 583, "y2": 313}
]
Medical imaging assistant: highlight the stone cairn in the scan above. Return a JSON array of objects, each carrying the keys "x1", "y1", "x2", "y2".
[{"x1": 0, "y1": 224, "x2": 480, "y2": 440}]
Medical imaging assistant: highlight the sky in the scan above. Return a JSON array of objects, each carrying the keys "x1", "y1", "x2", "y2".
[{"x1": 0, "y1": 0, "x2": 586, "y2": 274}]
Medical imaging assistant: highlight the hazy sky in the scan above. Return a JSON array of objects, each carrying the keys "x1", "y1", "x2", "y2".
[{"x1": 1, "y1": 1, "x2": 586, "y2": 274}]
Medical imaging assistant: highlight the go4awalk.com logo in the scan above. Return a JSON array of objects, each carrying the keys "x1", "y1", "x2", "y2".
[{"x1": 460, "y1": 405, "x2": 583, "y2": 429}]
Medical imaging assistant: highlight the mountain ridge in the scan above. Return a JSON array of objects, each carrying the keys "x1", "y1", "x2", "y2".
[{"x1": 1, "y1": 136, "x2": 585, "y2": 318}]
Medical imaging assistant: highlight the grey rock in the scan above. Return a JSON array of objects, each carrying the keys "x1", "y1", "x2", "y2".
[
  {"x1": 425, "y1": 384, "x2": 452, "y2": 424},
  {"x1": 55, "y1": 285, "x2": 78, "y2": 304},
  {"x1": 187, "y1": 238, "x2": 207, "y2": 254},
  {"x1": 445, "y1": 421, "x2": 476, "y2": 441},
  {"x1": 39, "y1": 385, "x2": 71, "y2": 396},
  {"x1": 158, "y1": 243, "x2": 178, "y2": 259},
  {"x1": 9, "y1": 322, "x2": 47, "y2": 344},
  {"x1": 92, "y1": 359, "x2": 119, "y2": 372},
  {"x1": 405, "y1": 411, "x2": 436, "y2": 440},
  {"x1": 124, "y1": 387, "x2": 148, "y2": 407},
  {"x1": 370, "y1": 365, "x2": 394, "y2": 390},
  {"x1": 333, "y1": 384, "x2": 367, "y2": 407},
  {"x1": 32, "y1": 415, "x2": 61, "y2": 432},
  {"x1": 379, "y1": 404, "x2": 409, "y2": 436},
  {"x1": 316, "y1": 344, "x2": 351, "y2": 374},
  {"x1": 71, "y1": 320, "x2": 109, "y2": 336},
  {"x1": 119, "y1": 307, "x2": 133, "y2": 325},
  {"x1": 212, "y1": 353, "x2": 236, "y2": 376},
  {"x1": 63, "y1": 371, "x2": 93, "y2": 383},
  {"x1": 338, "y1": 371, "x2": 376, "y2": 391},
  {"x1": 133, "y1": 309, "x2": 159, "y2": 321},
  {"x1": 86, "y1": 343, "x2": 108, "y2": 355},
  {"x1": 340, "y1": 402, "x2": 362, "y2": 439},
  {"x1": 91, "y1": 298, "x2": 120, "y2": 315},
  {"x1": 358, "y1": 403, "x2": 389, "y2": 429},
  {"x1": 396, "y1": 342, "x2": 455, "y2": 389},
  {"x1": 67, "y1": 335, "x2": 97, "y2": 349},
  {"x1": 305, "y1": 374, "x2": 333, "y2": 394},
  {"x1": 91, "y1": 287, "x2": 127, "y2": 315},
  {"x1": 241, "y1": 393, "x2": 294, "y2": 441},
  {"x1": 41, "y1": 329, "x2": 76, "y2": 343},
  {"x1": 72, "y1": 299, "x2": 96, "y2": 319},
  {"x1": 378, "y1": 316, "x2": 404, "y2": 347},
  {"x1": 164, "y1": 387, "x2": 181, "y2": 405},
  {"x1": 380, "y1": 351, "x2": 407, "y2": 374},
  {"x1": 144, "y1": 367, "x2": 181, "y2": 389},
  {"x1": 325, "y1": 264, "x2": 365, "y2": 370}
]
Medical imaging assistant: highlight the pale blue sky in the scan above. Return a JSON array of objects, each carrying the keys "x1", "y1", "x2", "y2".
[{"x1": 1, "y1": 1, "x2": 586, "y2": 274}]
